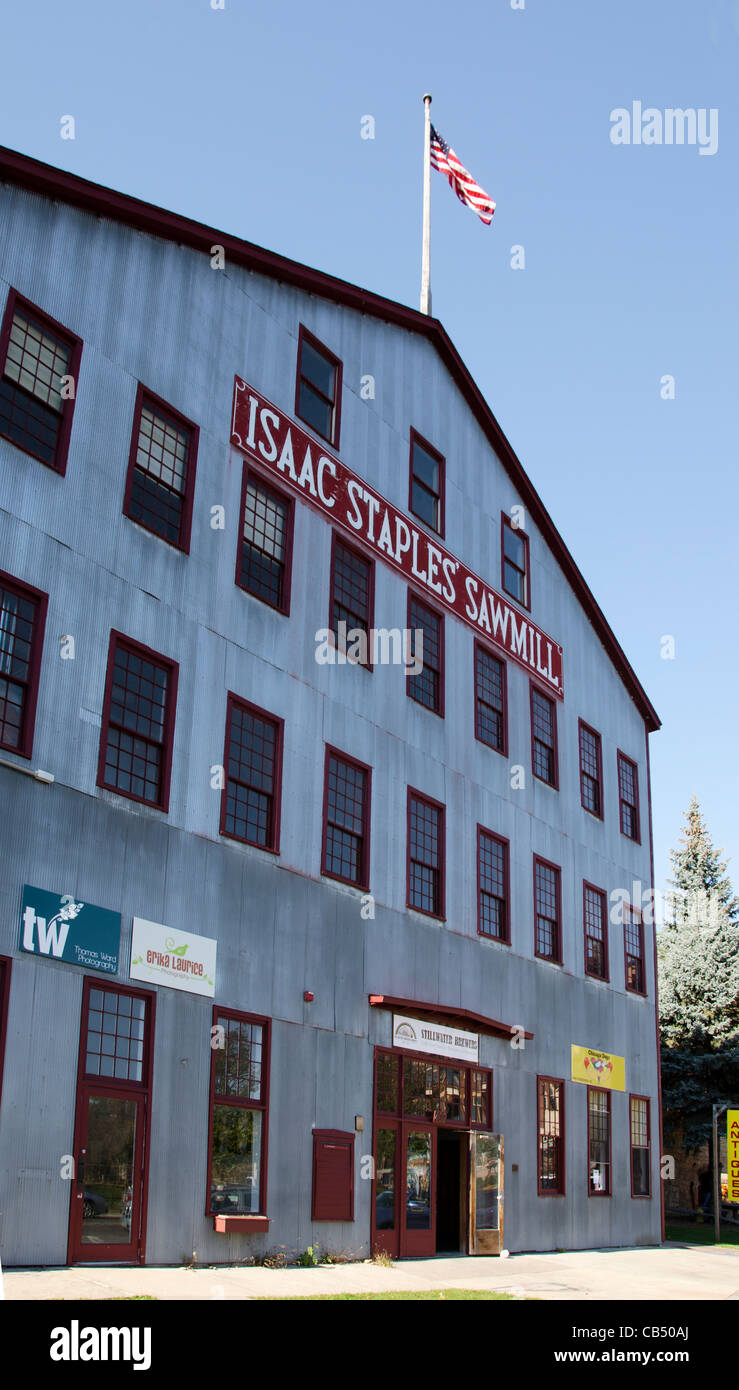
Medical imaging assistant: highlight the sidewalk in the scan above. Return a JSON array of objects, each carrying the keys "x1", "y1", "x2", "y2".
[{"x1": 2, "y1": 1242, "x2": 737, "y2": 1301}]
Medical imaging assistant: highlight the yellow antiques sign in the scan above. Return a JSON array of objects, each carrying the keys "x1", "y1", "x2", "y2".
[
  {"x1": 571, "y1": 1044, "x2": 625, "y2": 1091},
  {"x1": 728, "y1": 1111, "x2": 739, "y2": 1201}
]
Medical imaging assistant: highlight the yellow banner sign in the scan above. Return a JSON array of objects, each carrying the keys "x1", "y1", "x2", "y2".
[
  {"x1": 728, "y1": 1111, "x2": 739, "y2": 1201},
  {"x1": 571, "y1": 1045, "x2": 625, "y2": 1091}
]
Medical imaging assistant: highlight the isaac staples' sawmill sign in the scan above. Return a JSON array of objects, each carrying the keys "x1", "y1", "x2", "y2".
[{"x1": 231, "y1": 378, "x2": 564, "y2": 697}]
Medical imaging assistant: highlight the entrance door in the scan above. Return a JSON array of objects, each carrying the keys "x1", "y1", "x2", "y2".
[
  {"x1": 468, "y1": 1132, "x2": 504, "y2": 1255},
  {"x1": 436, "y1": 1129, "x2": 465, "y2": 1252},
  {"x1": 69, "y1": 1086, "x2": 147, "y2": 1263},
  {"x1": 401, "y1": 1122, "x2": 436, "y2": 1257}
]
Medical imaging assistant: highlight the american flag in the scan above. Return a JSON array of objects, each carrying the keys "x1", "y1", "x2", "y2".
[{"x1": 430, "y1": 125, "x2": 495, "y2": 225}]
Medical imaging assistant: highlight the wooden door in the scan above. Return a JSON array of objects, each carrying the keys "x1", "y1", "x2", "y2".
[{"x1": 468, "y1": 1132, "x2": 504, "y2": 1255}]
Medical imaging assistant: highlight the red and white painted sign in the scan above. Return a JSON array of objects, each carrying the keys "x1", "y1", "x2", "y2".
[{"x1": 231, "y1": 378, "x2": 564, "y2": 696}]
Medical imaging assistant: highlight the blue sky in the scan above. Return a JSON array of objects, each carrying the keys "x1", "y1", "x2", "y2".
[{"x1": 3, "y1": 0, "x2": 737, "y2": 900}]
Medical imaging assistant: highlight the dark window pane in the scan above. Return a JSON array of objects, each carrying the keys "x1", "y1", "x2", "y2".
[
  {"x1": 408, "y1": 598, "x2": 441, "y2": 712},
  {"x1": 240, "y1": 479, "x2": 289, "y2": 608},
  {"x1": 224, "y1": 704, "x2": 278, "y2": 848}
]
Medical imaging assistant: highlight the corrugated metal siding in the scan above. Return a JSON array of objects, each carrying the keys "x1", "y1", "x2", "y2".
[{"x1": 0, "y1": 182, "x2": 661, "y2": 1263}]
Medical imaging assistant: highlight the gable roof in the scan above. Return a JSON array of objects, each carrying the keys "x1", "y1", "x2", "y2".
[{"x1": 0, "y1": 144, "x2": 659, "y2": 731}]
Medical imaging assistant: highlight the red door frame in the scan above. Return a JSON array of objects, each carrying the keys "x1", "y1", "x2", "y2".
[
  {"x1": 67, "y1": 977, "x2": 156, "y2": 1266},
  {"x1": 68, "y1": 1085, "x2": 148, "y2": 1264},
  {"x1": 401, "y1": 1120, "x2": 437, "y2": 1257},
  {"x1": 371, "y1": 1046, "x2": 493, "y2": 1258}
]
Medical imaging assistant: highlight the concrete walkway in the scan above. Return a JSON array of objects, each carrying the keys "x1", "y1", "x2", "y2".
[{"x1": 2, "y1": 1242, "x2": 737, "y2": 1300}]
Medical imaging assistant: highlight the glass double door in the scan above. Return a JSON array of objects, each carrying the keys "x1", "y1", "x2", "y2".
[
  {"x1": 68, "y1": 1086, "x2": 147, "y2": 1264},
  {"x1": 374, "y1": 1121, "x2": 504, "y2": 1258}
]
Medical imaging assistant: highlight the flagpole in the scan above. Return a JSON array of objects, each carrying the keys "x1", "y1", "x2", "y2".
[{"x1": 420, "y1": 93, "x2": 432, "y2": 315}]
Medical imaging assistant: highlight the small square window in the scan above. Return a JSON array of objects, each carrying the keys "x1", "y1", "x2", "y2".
[
  {"x1": 0, "y1": 289, "x2": 82, "y2": 475},
  {"x1": 0, "y1": 569, "x2": 48, "y2": 759},
  {"x1": 123, "y1": 386, "x2": 199, "y2": 551},
  {"x1": 237, "y1": 467, "x2": 294, "y2": 614},
  {"x1": 295, "y1": 327, "x2": 342, "y2": 447},
  {"x1": 501, "y1": 513, "x2": 530, "y2": 608},
  {"x1": 409, "y1": 430, "x2": 445, "y2": 536}
]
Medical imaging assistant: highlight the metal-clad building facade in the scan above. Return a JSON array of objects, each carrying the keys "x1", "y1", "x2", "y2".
[{"x1": 0, "y1": 149, "x2": 661, "y2": 1266}]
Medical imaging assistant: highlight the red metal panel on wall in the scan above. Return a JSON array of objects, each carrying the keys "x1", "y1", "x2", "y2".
[
  {"x1": 231, "y1": 378, "x2": 565, "y2": 698},
  {"x1": 312, "y1": 1130, "x2": 354, "y2": 1222}
]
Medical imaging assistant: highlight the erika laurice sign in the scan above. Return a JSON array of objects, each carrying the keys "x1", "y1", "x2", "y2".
[
  {"x1": 231, "y1": 378, "x2": 564, "y2": 697},
  {"x1": 130, "y1": 918, "x2": 216, "y2": 997},
  {"x1": 19, "y1": 885, "x2": 120, "y2": 973}
]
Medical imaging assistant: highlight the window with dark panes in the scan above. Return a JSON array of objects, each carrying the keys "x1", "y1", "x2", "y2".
[
  {"x1": 579, "y1": 722, "x2": 602, "y2": 817},
  {"x1": 124, "y1": 391, "x2": 197, "y2": 550},
  {"x1": 588, "y1": 1088, "x2": 611, "y2": 1195},
  {"x1": 409, "y1": 432, "x2": 444, "y2": 534},
  {"x1": 375, "y1": 1052, "x2": 399, "y2": 1114},
  {"x1": 630, "y1": 1096, "x2": 651, "y2": 1196},
  {"x1": 624, "y1": 905, "x2": 646, "y2": 994},
  {"x1": 403, "y1": 1058, "x2": 466, "y2": 1124},
  {"x1": 584, "y1": 884, "x2": 608, "y2": 980},
  {"x1": 478, "y1": 829, "x2": 508, "y2": 941},
  {"x1": 0, "y1": 573, "x2": 46, "y2": 758},
  {"x1": 534, "y1": 857, "x2": 561, "y2": 962},
  {"x1": 296, "y1": 329, "x2": 341, "y2": 446},
  {"x1": 238, "y1": 470, "x2": 292, "y2": 612},
  {"x1": 538, "y1": 1078, "x2": 565, "y2": 1194},
  {"x1": 501, "y1": 514, "x2": 529, "y2": 607},
  {"x1": 408, "y1": 792, "x2": 444, "y2": 917},
  {"x1": 84, "y1": 987, "x2": 147, "y2": 1083},
  {"x1": 408, "y1": 595, "x2": 443, "y2": 714},
  {"x1": 618, "y1": 752, "x2": 640, "y2": 841},
  {"x1": 98, "y1": 635, "x2": 177, "y2": 811},
  {"x1": 475, "y1": 644, "x2": 506, "y2": 752},
  {"x1": 331, "y1": 538, "x2": 372, "y2": 663},
  {"x1": 0, "y1": 956, "x2": 10, "y2": 1112},
  {"x1": 209, "y1": 1010, "x2": 269, "y2": 1216},
  {"x1": 471, "y1": 1069, "x2": 492, "y2": 1128},
  {"x1": 221, "y1": 697, "x2": 281, "y2": 851},
  {"x1": 322, "y1": 749, "x2": 370, "y2": 888},
  {"x1": 0, "y1": 291, "x2": 80, "y2": 474},
  {"x1": 531, "y1": 686, "x2": 557, "y2": 786}
]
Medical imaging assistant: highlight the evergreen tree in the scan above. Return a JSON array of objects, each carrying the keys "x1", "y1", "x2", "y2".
[{"x1": 658, "y1": 798, "x2": 739, "y2": 1150}]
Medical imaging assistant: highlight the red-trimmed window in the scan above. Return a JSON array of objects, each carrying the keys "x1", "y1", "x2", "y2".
[
  {"x1": 0, "y1": 569, "x2": 48, "y2": 758},
  {"x1": 624, "y1": 905, "x2": 646, "y2": 995},
  {"x1": 208, "y1": 1007, "x2": 270, "y2": 1217},
  {"x1": 407, "y1": 592, "x2": 444, "y2": 715},
  {"x1": 618, "y1": 752, "x2": 640, "y2": 842},
  {"x1": 97, "y1": 632, "x2": 178, "y2": 811},
  {"x1": 312, "y1": 1130, "x2": 354, "y2": 1221},
  {"x1": 408, "y1": 789, "x2": 445, "y2": 918},
  {"x1": 0, "y1": 289, "x2": 82, "y2": 475},
  {"x1": 579, "y1": 720, "x2": 603, "y2": 818},
  {"x1": 409, "y1": 429, "x2": 444, "y2": 536},
  {"x1": 82, "y1": 981, "x2": 153, "y2": 1084},
  {"x1": 501, "y1": 513, "x2": 530, "y2": 609},
  {"x1": 583, "y1": 882, "x2": 608, "y2": 981},
  {"x1": 534, "y1": 857, "x2": 561, "y2": 963},
  {"x1": 295, "y1": 325, "x2": 342, "y2": 448},
  {"x1": 322, "y1": 746, "x2": 371, "y2": 889},
  {"x1": 0, "y1": 955, "x2": 12, "y2": 1112},
  {"x1": 474, "y1": 643, "x2": 507, "y2": 754},
  {"x1": 477, "y1": 827, "x2": 509, "y2": 942},
  {"x1": 471, "y1": 1068, "x2": 493, "y2": 1129},
  {"x1": 330, "y1": 534, "x2": 374, "y2": 667},
  {"x1": 220, "y1": 695, "x2": 283, "y2": 852},
  {"x1": 630, "y1": 1095, "x2": 651, "y2": 1197},
  {"x1": 530, "y1": 684, "x2": 558, "y2": 788},
  {"x1": 537, "y1": 1077, "x2": 565, "y2": 1195},
  {"x1": 123, "y1": 385, "x2": 198, "y2": 551},
  {"x1": 237, "y1": 466, "x2": 294, "y2": 614},
  {"x1": 588, "y1": 1088, "x2": 611, "y2": 1196}
]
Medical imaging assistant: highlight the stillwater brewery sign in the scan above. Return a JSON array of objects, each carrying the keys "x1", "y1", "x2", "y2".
[
  {"x1": 130, "y1": 918, "x2": 216, "y2": 998},
  {"x1": 393, "y1": 1014, "x2": 479, "y2": 1064},
  {"x1": 19, "y1": 885, "x2": 120, "y2": 974},
  {"x1": 231, "y1": 378, "x2": 564, "y2": 698}
]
